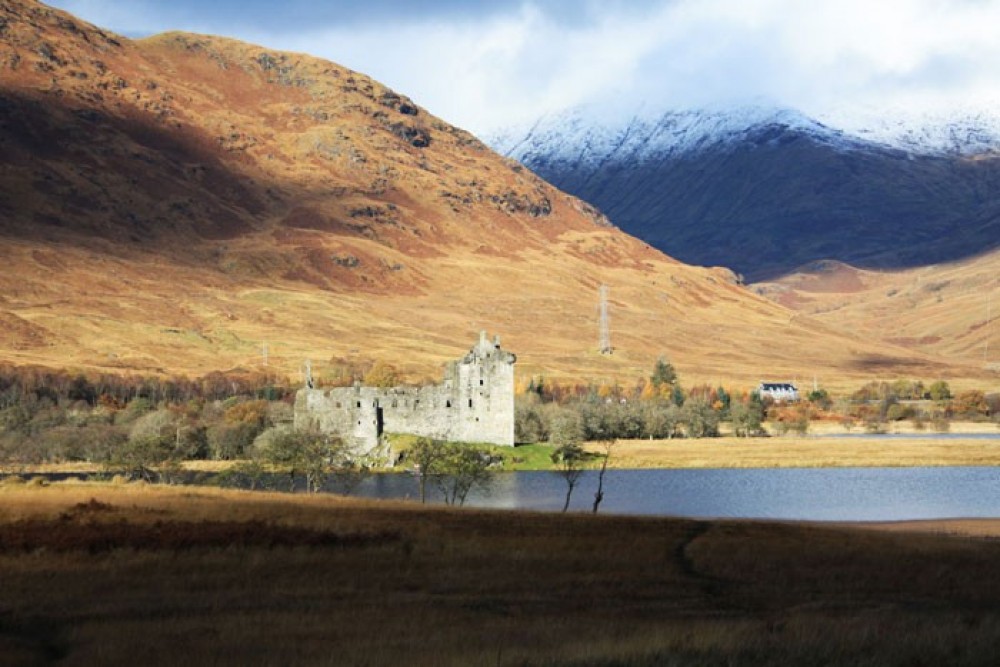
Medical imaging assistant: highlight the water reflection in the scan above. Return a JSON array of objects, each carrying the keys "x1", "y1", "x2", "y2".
[{"x1": 348, "y1": 467, "x2": 1000, "y2": 521}]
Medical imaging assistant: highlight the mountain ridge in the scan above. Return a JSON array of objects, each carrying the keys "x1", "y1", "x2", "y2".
[
  {"x1": 491, "y1": 103, "x2": 1000, "y2": 283},
  {"x1": 0, "y1": 0, "x2": 988, "y2": 388}
]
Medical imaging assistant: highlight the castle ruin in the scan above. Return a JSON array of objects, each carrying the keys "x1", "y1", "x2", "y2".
[{"x1": 293, "y1": 332, "x2": 516, "y2": 452}]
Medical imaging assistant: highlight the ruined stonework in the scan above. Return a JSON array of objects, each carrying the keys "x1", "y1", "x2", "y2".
[{"x1": 294, "y1": 332, "x2": 516, "y2": 452}]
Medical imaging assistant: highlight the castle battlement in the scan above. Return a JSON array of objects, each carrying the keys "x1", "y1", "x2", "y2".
[{"x1": 293, "y1": 332, "x2": 516, "y2": 452}]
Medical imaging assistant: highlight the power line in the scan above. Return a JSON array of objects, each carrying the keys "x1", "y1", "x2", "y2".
[{"x1": 599, "y1": 284, "x2": 612, "y2": 355}]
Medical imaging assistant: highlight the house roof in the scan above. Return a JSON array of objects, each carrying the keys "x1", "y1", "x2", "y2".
[{"x1": 758, "y1": 382, "x2": 798, "y2": 391}]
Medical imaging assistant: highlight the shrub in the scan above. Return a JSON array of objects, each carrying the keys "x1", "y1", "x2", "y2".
[{"x1": 927, "y1": 380, "x2": 952, "y2": 401}]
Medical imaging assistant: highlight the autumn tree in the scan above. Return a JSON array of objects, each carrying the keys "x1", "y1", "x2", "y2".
[{"x1": 363, "y1": 361, "x2": 400, "y2": 388}]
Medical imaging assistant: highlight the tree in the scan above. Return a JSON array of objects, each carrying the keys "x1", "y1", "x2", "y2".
[
  {"x1": 806, "y1": 388, "x2": 832, "y2": 411},
  {"x1": 591, "y1": 440, "x2": 614, "y2": 514},
  {"x1": 730, "y1": 397, "x2": 764, "y2": 437},
  {"x1": 670, "y1": 384, "x2": 686, "y2": 407},
  {"x1": 650, "y1": 357, "x2": 677, "y2": 388},
  {"x1": 207, "y1": 421, "x2": 257, "y2": 460},
  {"x1": 107, "y1": 435, "x2": 175, "y2": 482},
  {"x1": 408, "y1": 437, "x2": 448, "y2": 503},
  {"x1": 953, "y1": 390, "x2": 990, "y2": 419},
  {"x1": 256, "y1": 428, "x2": 347, "y2": 493},
  {"x1": 434, "y1": 445, "x2": 494, "y2": 506},
  {"x1": 683, "y1": 399, "x2": 719, "y2": 438},
  {"x1": 715, "y1": 386, "x2": 731, "y2": 418},
  {"x1": 363, "y1": 361, "x2": 400, "y2": 388},
  {"x1": 927, "y1": 380, "x2": 952, "y2": 401},
  {"x1": 551, "y1": 442, "x2": 586, "y2": 512},
  {"x1": 641, "y1": 403, "x2": 683, "y2": 439},
  {"x1": 514, "y1": 401, "x2": 547, "y2": 443},
  {"x1": 216, "y1": 460, "x2": 267, "y2": 491},
  {"x1": 548, "y1": 409, "x2": 584, "y2": 447},
  {"x1": 329, "y1": 458, "x2": 372, "y2": 496}
]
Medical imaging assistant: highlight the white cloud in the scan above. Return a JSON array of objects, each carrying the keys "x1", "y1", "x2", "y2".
[{"x1": 47, "y1": 0, "x2": 1000, "y2": 134}]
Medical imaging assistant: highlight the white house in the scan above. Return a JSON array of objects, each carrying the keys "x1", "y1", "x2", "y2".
[{"x1": 756, "y1": 382, "x2": 800, "y2": 402}]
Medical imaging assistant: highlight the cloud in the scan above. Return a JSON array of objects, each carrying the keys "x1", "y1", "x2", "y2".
[{"x1": 47, "y1": 0, "x2": 1000, "y2": 134}]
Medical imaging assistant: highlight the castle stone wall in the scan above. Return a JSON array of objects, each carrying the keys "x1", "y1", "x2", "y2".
[{"x1": 294, "y1": 332, "x2": 515, "y2": 452}]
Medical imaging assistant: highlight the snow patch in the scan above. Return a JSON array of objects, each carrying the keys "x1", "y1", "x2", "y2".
[{"x1": 490, "y1": 103, "x2": 1000, "y2": 166}]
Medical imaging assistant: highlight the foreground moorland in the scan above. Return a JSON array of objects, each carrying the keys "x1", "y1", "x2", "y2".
[{"x1": 1, "y1": 483, "x2": 999, "y2": 666}]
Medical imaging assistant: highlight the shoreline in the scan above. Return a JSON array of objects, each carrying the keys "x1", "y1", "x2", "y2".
[
  {"x1": 592, "y1": 430, "x2": 1000, "y2": 469},
  {"x1": 2, "y1": 481, "x2": 999, "y2": 538},
  {"x1": 3, "y1": 429, "x2": 1000, "y2": 475}
]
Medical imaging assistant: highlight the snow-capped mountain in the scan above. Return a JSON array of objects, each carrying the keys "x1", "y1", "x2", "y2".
[
  {"x1": 492, "y1": 104, "x2": 1000, "y2": 167},
  {"x1": 493, "y1": 105, "x2": 862, "y2": 167},
  {"x1": 819, "y1": 106, "x2": 1000, "y2": 157},
  {"x1": 489, "y1": 104, "x2": 1000, "y2": 281}
]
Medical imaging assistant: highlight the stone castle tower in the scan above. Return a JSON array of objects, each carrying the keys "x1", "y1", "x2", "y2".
[{"x1": 294, "y1": 332, "x2": 516, "y2": 452}]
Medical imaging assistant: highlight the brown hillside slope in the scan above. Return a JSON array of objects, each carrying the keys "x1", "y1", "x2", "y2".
[
  {"x1": 0, "y1": 0, "x2": 984, "y2": 388},
  {"x1": 755, "y1": 255, "x2": 1000, "y2": 374}
]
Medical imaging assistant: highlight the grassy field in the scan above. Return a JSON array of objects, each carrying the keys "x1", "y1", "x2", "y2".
[
  {"x1": 600, "y1": 434, "x2": 1000, "y2": 468},
  {"x1": 1, "y1": 482, "x2": 999, "y2": 666}
]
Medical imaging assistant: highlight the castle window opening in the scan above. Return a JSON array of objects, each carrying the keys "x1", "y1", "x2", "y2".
[{"x1": 294, "y1": 332, "x2": 516, "y2": 448}]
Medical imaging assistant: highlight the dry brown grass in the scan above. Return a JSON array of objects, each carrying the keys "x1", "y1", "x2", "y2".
[
  {"x1": 0, "y1": 483, "x2": 999, "y2": 665},
  {"x1": 756, "y1": 254, "x2": 1000, "y2": 376},
  {"x1": 1, "y1": 0, "x2": 993, "y2": 391},
  {"x1": 601, "y1": 432, "x2": 1000, "y2": 468}
]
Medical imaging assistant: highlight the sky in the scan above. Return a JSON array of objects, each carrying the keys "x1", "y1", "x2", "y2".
[{"x1": 46, "y1": 0, "x2": 1000, "y2": 136}]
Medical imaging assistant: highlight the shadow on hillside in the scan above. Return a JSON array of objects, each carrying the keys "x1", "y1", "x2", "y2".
[
  {"x1": 526, "y1": 127, "x2": 1000, "y2": 282},
  {"x1": 0, "y1": 89, "x2": 275, "y2": 256}
]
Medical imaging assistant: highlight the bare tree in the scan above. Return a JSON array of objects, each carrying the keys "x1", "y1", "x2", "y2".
[
  {"x1": 551, "y1": 442, "x2": 586, "y2": 512},
  {"x1": 592, "y1": 440, "x2": 615, "y2": 514}
]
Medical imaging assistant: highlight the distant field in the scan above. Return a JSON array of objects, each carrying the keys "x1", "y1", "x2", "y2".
[
  {"x1": 602, "y1": 426, "x2": 1000, "y2": 469},
  {"x1": 0, "y1": 482, "x2": 998, "y2": 666}
]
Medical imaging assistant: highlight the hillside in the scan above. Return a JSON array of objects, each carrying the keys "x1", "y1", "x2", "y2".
[
  {"x1": 493, "y1": 106, "x2": 1000, "y2": 283},
  {"x1": 754, "y1": 254, "x2": 1000, "y2": 371},
  {"x1": 0, "y1": 0, "x2": 986, "y2": 389}
]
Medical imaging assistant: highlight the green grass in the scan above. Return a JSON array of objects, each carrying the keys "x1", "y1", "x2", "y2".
[
  {"x1": 501, "y1": 443, "x2": 558, "y2": 470},
  {"x1": 386, "y1": 433, "x2": 560, "y2": 471}
]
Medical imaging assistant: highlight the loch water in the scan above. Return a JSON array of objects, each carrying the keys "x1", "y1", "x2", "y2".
[{"x1": 355, "y1": 466, "x2": 1000, "y2": 521}]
